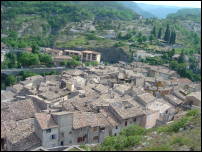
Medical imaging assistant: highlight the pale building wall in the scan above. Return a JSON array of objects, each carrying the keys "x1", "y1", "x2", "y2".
[
  {"x1": 99, "y1": 127, "x2": 110, "y2": 143},
  {"x1": 72, "y1": 127, "x2": 89, "y2": 145},
  {"x1": 144, "y1": 111, "x2": 159, "y2": 129},
  {"x1": 135, "y1": 77, "x2": 144, "y2": 87},
  {"x1": 34, "y1": 119, "x2": 43, "y2": 142},
  {"x1": 52, "y1": 113, "x2": 74, "y2": 146},
  {"x1": 96, "y1": 54, "x2": 101, "y2": 63},
  {"x1": 42, "y1": 127, "x2": 59, "y2": 148},
  {"x1": 186, "y1": 96, "x2": 201, "y2": 106}
]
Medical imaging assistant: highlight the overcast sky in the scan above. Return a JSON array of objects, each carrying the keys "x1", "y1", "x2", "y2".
[{"x1": 134, "y1": 1, "x2": 201, "y2": 8}]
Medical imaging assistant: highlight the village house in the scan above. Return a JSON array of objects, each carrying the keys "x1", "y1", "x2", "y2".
[
  {"x1": 81, "y1": 50, "x2": 101, "y2": 63},
  {"x1": 135, "y1": 93, "x2": 156, "y2": 107},
  {"x1": 185, "y1": 91, "x2": 201, "y2": 108},
  {"x1": 107, "y1": 101, "x2": 146, "y2": 133},
  {"x1": 1, "y1": 119, "x2": 40, "y2": 151},
  {"x1": 147, "y1": 98, "x2": 175, "y2": 123},
  {"x1": 43, "y1": 48, "x2": 63, "y2": 56},
  {"x1": 1, "y1": 90, "x2": 16, "y2": 102},
  {"x1": 1, "y1": 61, "x2": 201, "y2": 150},
  {"x1": 163, "y1": 94, "x2": 185, "y2": 107},
  {"x1": 34, "y1": 111, "x2": 112, "y2": 148},
  {"x1": 147, "y1": 66, "x2": 179, "y2": 79},
  {"x1": 53, "y1": 55, "x2": 72, "y2": 66},
  {"x1": 63, "y1": 50, "x2": 82, "y2": 58}
]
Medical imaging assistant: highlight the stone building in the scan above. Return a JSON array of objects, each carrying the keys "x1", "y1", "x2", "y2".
[
  {"x1": 53, "y1": 56, "x2": 72, "y2": 66},
  {"x1": 81, "y1": 50, "x2": 101, "y2": 63}
]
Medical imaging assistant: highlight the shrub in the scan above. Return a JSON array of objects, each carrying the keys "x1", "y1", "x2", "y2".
[
  {"x1": 158, "y1": 117, "x2": 191, "y2": 133},
  {"x1": 100, "y1": 135, "x2": 130, "y2": 151},
  {"x1": 144, "y1": 144, "x2": 173, "y2": 151},
  {"x1": 120, "y1": 125, "x2": 146, "y2": 136},
  {"x1": 186, "y1": 109, "x2": 200, "y2": 117},
  {"x1": 66, "y1": 59, "x2": 81, "y2": 67},
  {"x1": 5, "y1": 75, "x2": 17, "y2": 86},
  {"x1": 19, "y1": 71, "x2": 37, "y2": 80},
  {"x1": 84, "y1": 61, "x2": 98, "y2": 66},
  {"x1": 170, "y1": 136, "x2": 190, "y2": 146},
  {"x1": 125, "y1": 135, "x2": 142, "y2": 147}
]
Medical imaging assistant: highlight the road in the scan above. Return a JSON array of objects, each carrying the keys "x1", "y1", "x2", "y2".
[{"x1": 1, "y1": 67, "x2": 69, "y2": 75}]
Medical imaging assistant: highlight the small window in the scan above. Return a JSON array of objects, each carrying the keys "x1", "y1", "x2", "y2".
[
  {"x1": 100, "y1": 127, "x2": 105, "y2": 131},
  {"x1": 116, "y1": 126, "x2": 118, "y2": 129},
  {"x1": 46, "y1": 129, "x2": 51, "y2": 133},
  {"x1": 60, "y1": 141, "x2": 64, "y2": 146},
  {"x1": 69, "y1": 131, "x2": 72, "y2": 134},
  {"x1": 51, "y1": 134, "x2": 56, "y2": 139},
  {"x1": 114, "y1": 133, "x2": 117, "y2": 136},
  {"x1": 93, "y1": 136, "x2": 99, "y2": 140},
  {"x1": 133, "y1": 118, "x2": 137, "y2": 122},
  {"x1": 125, "y1": 121, "x2": 127, "y2": 126},
  {"x1": 77, "y1": 137, "x2": 83, "y2": 143}
]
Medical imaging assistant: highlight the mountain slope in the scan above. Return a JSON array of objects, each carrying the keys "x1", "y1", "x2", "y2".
[
  {"x1": 118, "y1": 1, "x2": 155, "y2": 18},
  {"x1": 167, "y1": 8, "x2": 201, "y2": 22},
  {"x1": 136, "y1": 3, "x2": 183, "y2": 19}
]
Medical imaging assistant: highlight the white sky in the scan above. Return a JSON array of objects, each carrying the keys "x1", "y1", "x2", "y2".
[{"x1": 134, "y1": 1, "x2": 201, "y2": 8}]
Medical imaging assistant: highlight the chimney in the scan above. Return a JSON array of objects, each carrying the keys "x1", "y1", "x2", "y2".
[{"x1": 47, "y1": 104, "x2": 51, "y2": 114}]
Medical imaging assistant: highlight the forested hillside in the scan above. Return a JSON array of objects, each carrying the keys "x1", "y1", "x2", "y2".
[
  {"x1": 167, "y1": 8, "x2": 201, "y2": 22},
  {"x1": 1, "y1": 1, "x2": 201, "y2": 81},
  {"x1": 1, "y1": 1, "x2": 139, "y2": 47}
]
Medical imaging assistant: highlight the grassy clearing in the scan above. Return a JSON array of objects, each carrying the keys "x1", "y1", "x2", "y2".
[{"x1": 56, "y1": 36, "x2": 87, "y2": 48}]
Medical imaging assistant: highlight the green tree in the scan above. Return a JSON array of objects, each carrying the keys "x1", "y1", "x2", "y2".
[
  {"x1": 168, "y1": 49, "x2": 175, "y2": 58},
  {"x1": 149, "y1": 35, "x2": 154, "y2": 44},
  {"x1": 158, "y1": 28, "x2": 162, "y2": 39},
  {"x1": 5, "y1": 75, "x2": 16, "y2": 86},
  {"x1": 169, "y1": 60, "x2": 178, "y2": 70},
  {"x1": 151, "y1": 26, "x2": 156, "y2": 37},
  {"x1": 18, "y1": 52, "x2": 40, "y2": 67},
  {"x1": 31, "y1": 44, "x2": 39, "y2": 54},
  {"x1": 39, "y1": 53, "x2": 53, "y2": 66},
  {"x1": 142, "y1": 35, "x2": 147, "y2": 42},
  {"x1": 178, "y1": 50, "x2": 186, "y2": 63},
  {"x1": 138, "y1": 32, "x2": 142, "y2": 38},
  {"x1": 169, "y1": 30, "x2": 176, "y2": 44},
  {"x1": 137, "y1": 37, "x2": 143, "y2": 44},
  {"x1": 164, "y1": 24, "x2": 170, "y2": 42}
]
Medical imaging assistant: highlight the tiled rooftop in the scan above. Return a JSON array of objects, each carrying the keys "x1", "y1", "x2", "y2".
[
  {"x1": 73, "y1": 112, "x2": 110, "y2": 129},
  {"x1": 35, "y1": 113, "x2": 58, "y2": 129}
]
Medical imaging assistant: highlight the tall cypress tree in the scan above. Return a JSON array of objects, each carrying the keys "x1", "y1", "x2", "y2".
[
  {"x1": 169, "y1": 30, "x2": 176, "y2": 44},
  {"x1": 169, "y1": 31, "x2": 173, "y2": 44},
  {"x1": 158, "y1": 28, "x2": 162, "y2": 39},
  {"x1": 151, "y1": 26, "x2": 156, "y2": 37},
  {"x1": 164, "y1": 24, "x2": 170, "y2": 42},
  {"x1": 173, "y1": 31, "x2": 176, "y2": 44}
]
